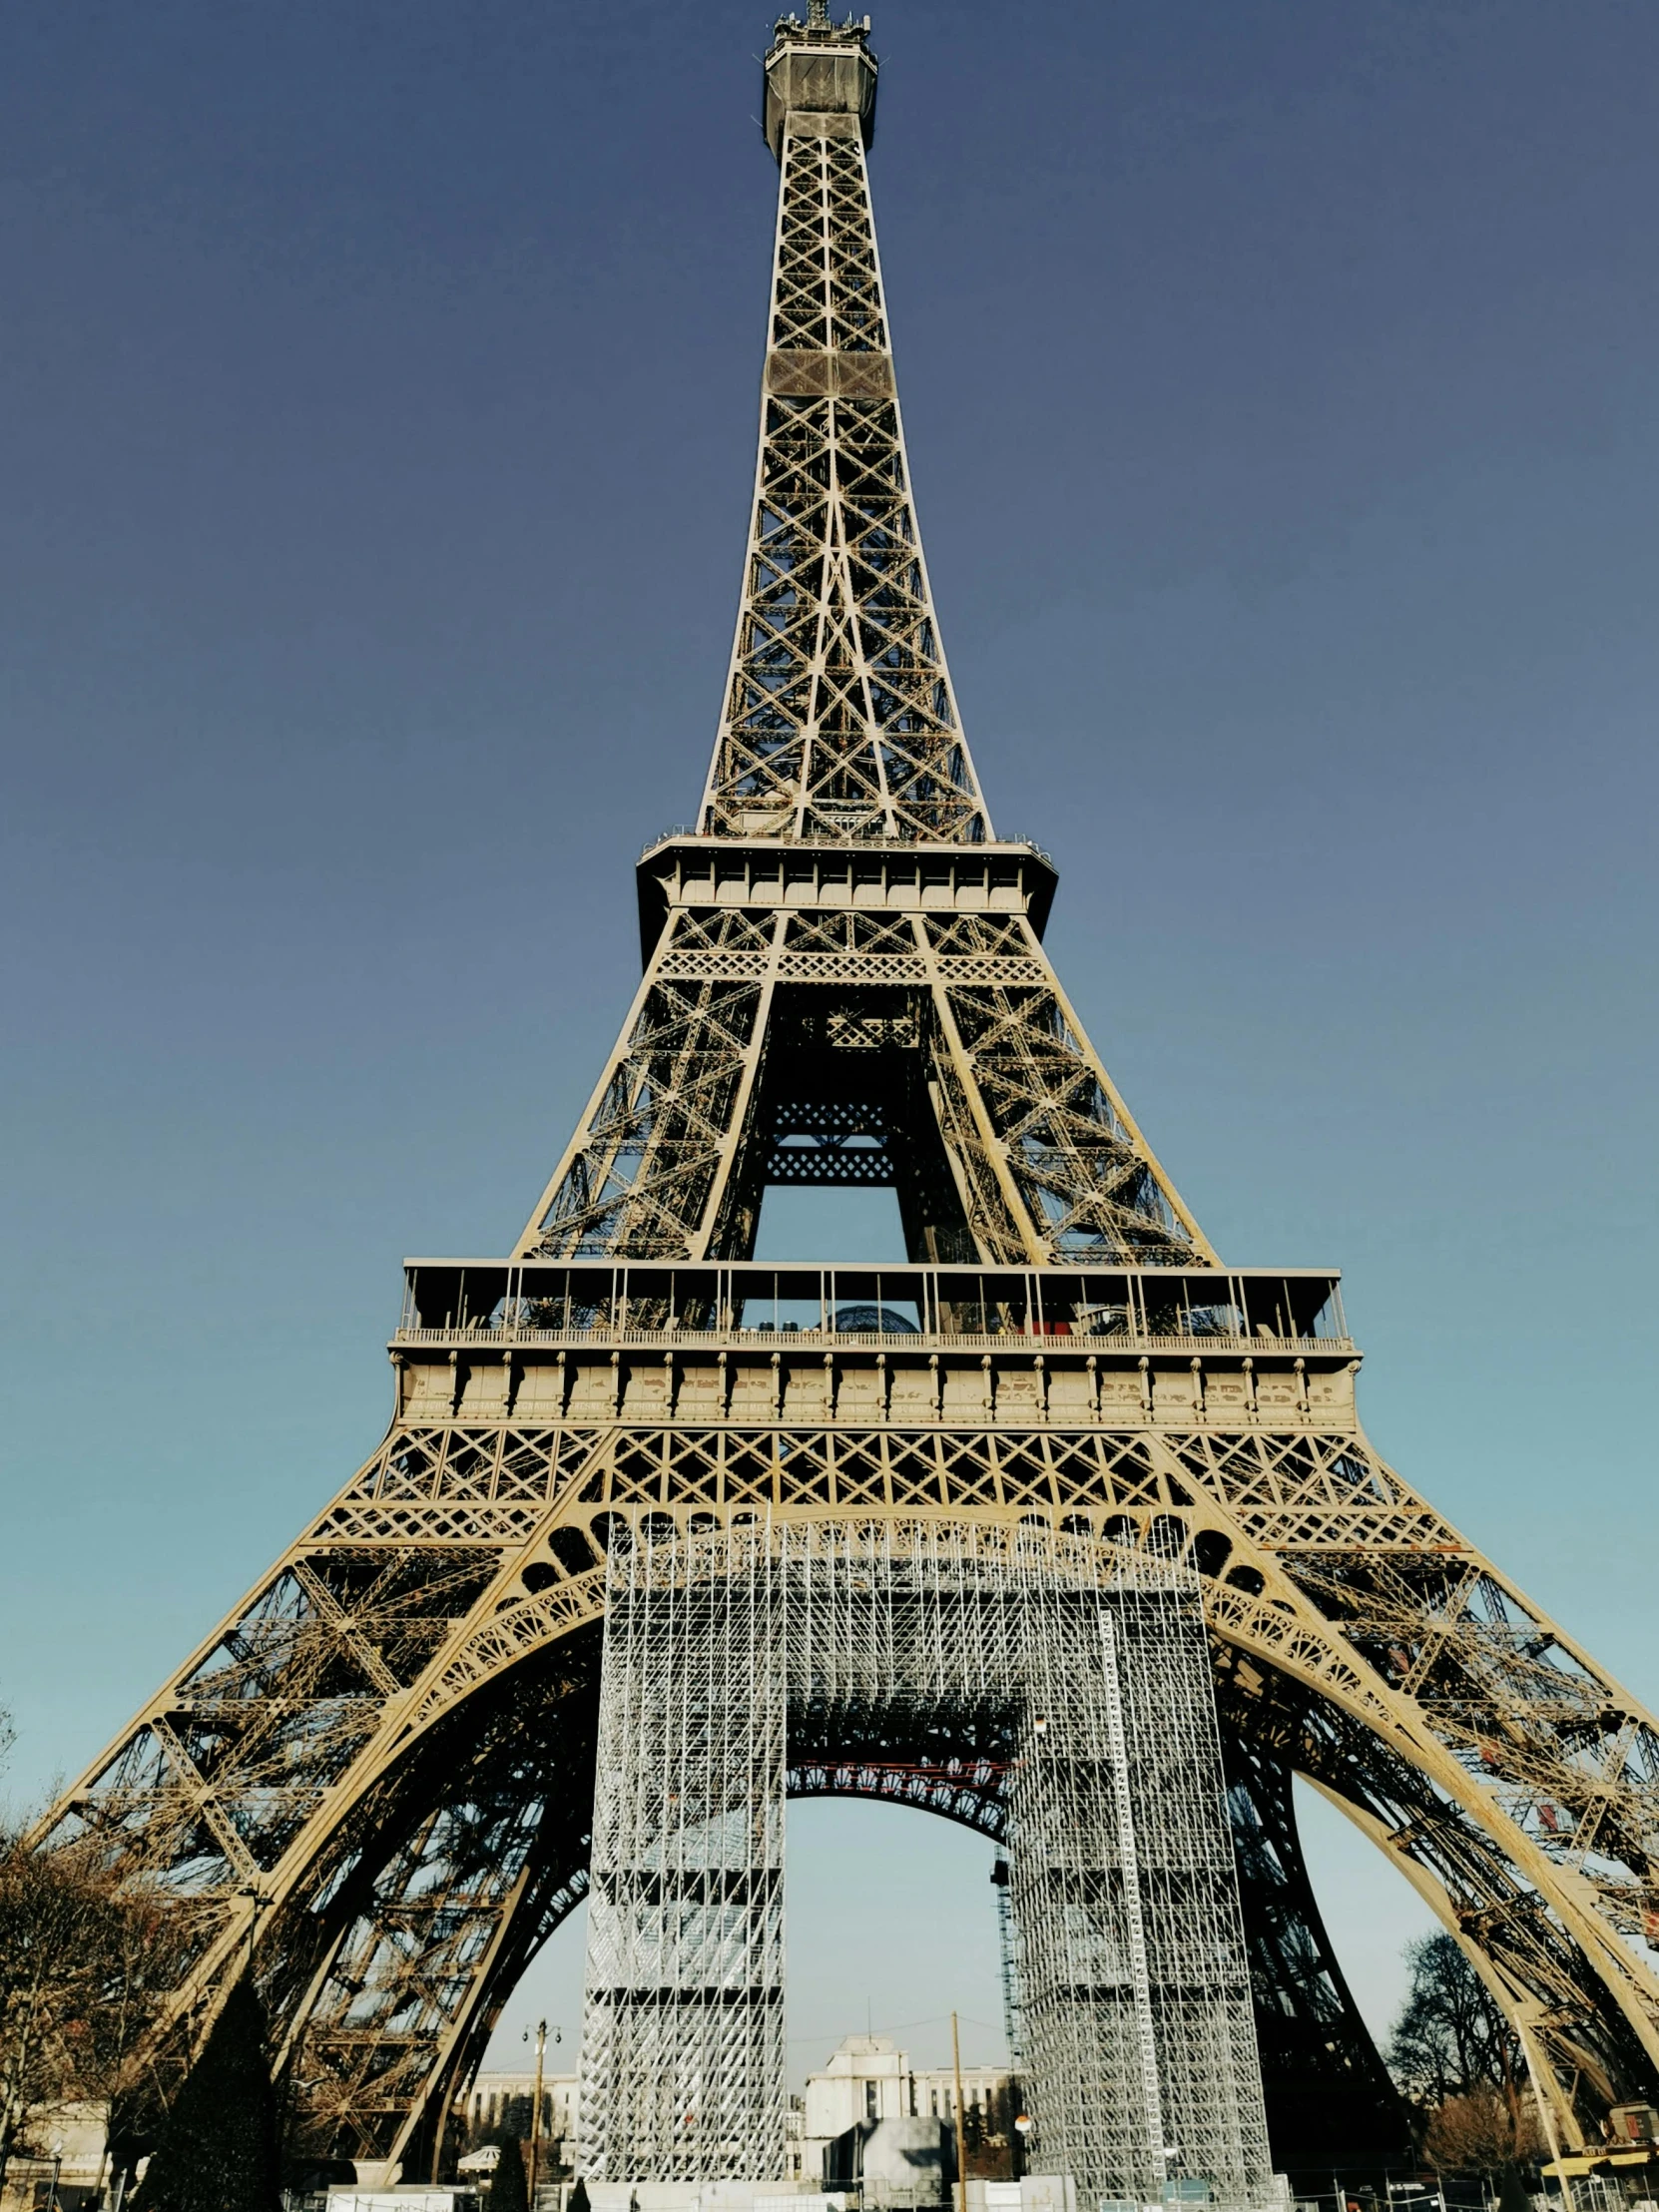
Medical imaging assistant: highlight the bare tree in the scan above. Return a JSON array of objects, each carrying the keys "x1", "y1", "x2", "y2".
[
  {"x1": 1423, "y1": 2085, "x2": 1542, "y2": 2174},
  {"x1": 0, "y1": 1823, "x2": 174, "y2": 2184},
  {"x1": 1387, "y1": 1933, "x2": 1520, "y2": 2106},
  {"x1": 1389, "y1": 1934, "x2": 1544, "y2": 2205}
]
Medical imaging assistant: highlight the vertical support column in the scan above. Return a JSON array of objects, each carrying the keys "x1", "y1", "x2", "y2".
[
  {"x1": 578, "y1": 1523, "x2": 787, "y2": 2183},
  {"x1": 1097, "y1": 1611, "x2": 1169, "y2": 2191},
  {"x1": 1008, "y1": 1578, "x2": 1164, "y2": 2203},
  {"x1": 1115, "y1": 1579, "x2": 1274, "y2": 2208},
  {"x1": 1006, "y1": 1551, "x2": 1273, "y2": 2211}
]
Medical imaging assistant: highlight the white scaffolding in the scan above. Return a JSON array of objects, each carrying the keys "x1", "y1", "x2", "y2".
[
  {"x1": 579, "y1": 1519, "x2": 1273, "y2": 2208},
  {"x1": 1009, "y1": 1548, "x2": 1271, "y2": 2206},
  {"x1": 578, "y1": 1527, "x2": 787, "y2": 2182}
]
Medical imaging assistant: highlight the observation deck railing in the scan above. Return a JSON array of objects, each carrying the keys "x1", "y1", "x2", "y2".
[
  {"x1": 393, "y1": 1258, "x2": 1354, "y2": 1360},
  {"x1": 640, "y1": 826, "x2": 1058, "y2": 869},
  {"x1": 390, "y1": 1322, "x2": 1352, "y2": 1357}
]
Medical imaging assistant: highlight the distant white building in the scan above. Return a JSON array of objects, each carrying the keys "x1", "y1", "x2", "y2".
[
  {"x1": 457, "y1": 2042, "x2": 1007, "y2": 2187},
  {"x1": 460, "y1": 2070, "x2": 578, "y2": 2154},
  {"x1": 0, "y1": 2100, "x2": 110, "y2": 2212},
  {"x1": 786, "y1": 2096, "x2": 806, "y2": 2180},
  {"x1": 802, "y1": 2036, "x2": 1011, "y2": 2186}
]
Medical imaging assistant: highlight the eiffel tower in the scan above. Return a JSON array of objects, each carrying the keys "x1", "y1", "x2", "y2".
[{"x1": 44, "y1": 3, "x2": 1659, "y2": 2190}]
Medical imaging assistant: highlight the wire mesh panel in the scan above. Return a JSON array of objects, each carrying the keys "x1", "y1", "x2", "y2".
[
  {"x1": 1012, "y1": 1590, "x2": 1163, "y2": 2197},
  {"x1": 579, "y1": 1518, "x2": 1273, "y2": 2206}
]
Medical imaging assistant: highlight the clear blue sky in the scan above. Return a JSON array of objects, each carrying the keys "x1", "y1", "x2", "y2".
[{"x1": 3, "y1": 0, "x2": 1657, "y2": 2075}]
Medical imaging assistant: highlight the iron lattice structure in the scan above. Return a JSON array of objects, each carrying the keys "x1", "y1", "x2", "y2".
[
  {"x1": 581, "y1": 1519, "x2": 1271, "y2": 2207},
  {"x1": 699, "y1": 63, "x2": 987, "y2": 848},
  {"x1": 34, "y1": 4, "x2": 1659, "y2": 2195}
]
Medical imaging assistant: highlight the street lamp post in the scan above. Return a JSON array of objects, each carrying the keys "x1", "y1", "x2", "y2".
[
  {"x1": 951, "y1": 2014, "x2": 967, "y2": 2212},
  {"x1": 523, "y1": 2020, "x2": 561, "y2": 2207}
]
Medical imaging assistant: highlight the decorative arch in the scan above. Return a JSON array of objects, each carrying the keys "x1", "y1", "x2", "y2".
[{"x1": 39, "y1": 1415, "x2": 1659, "y2": 2182}]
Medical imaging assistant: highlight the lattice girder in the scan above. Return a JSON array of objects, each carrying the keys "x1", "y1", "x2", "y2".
[
  {"x1": 516, "y1": 902, "x2": 1210, "y2": 1268},
  {"x1": 1222, "y1": 1734, "x2": 1411, "y2": 2165},
  {"x1": 701, "y1": 109, "x2": 988, "y2": 845},
  {"x1": 37, "y1": 1302, "x2": 1659, "y2": 2170}
]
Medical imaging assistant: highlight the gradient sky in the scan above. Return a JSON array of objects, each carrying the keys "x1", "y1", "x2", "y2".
[{"x1": 4, "y1": 0, "x2": 1658, "y2": 2082}]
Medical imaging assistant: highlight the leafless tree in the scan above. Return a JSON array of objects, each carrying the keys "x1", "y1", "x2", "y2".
[
  {"x1": 0, "y1": 1816, "x2": 175, "y2": 2184},
  {"x1": 1388, "y1": 1933, "x2": 1520, "y2": 2105},
  {"x1": 1388, "y1": 1935, "x2": 1545, "y2": 2202},
  {"x1": 1422, "y1": 2085, "x2": 1542, "y2": 2174}
]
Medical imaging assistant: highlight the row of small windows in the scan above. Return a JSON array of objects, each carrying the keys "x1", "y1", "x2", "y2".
[
  {"x1": 469, "y1": 2092, "x2": 558, "y2": 2132},
  {"x1": 864, "y1": 2081, "x2": 985, "y2": 2120}
]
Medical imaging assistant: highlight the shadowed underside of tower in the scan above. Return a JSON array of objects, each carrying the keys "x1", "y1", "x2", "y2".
[{"x1": 36, "y1": 5, "x2": 1659, "y2": 2194}]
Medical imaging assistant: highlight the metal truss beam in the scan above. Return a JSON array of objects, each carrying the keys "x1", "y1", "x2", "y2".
[
  {"x1": 514, "y1": 905, "x2": 1211, "y2": 1268},
  {"x1": 38, "y1": 1348, "x2": 1659, "y2": 2170}
]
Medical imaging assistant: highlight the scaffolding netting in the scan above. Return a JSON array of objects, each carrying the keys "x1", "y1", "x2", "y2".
[{"x1": 578, "y1": 1519, "x2": 1274, "y2": 2208}]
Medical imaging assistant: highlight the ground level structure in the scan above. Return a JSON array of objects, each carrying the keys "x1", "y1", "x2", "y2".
[{"x1": 576, "y1": 1520, "x2": 1273, "y2": 2208}]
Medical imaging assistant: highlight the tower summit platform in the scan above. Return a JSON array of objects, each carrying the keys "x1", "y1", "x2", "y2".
[{"x1": 763, "y1": 5, "x2": 877, "y2": 161}]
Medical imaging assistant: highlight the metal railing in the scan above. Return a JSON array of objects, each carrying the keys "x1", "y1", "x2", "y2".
[
  {"x1": 391, "y1": 1322, "x2": 1352, "y2": 1357},
  {"x1": 639, "y1": 826, "x2": 1057, "y2": 867}
]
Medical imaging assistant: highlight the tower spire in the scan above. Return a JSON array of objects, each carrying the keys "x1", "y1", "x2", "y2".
[{"x1": 703, "y1": 6, "x2": 986, "y2": 843}]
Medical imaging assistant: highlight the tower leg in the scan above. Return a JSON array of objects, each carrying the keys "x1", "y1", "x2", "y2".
[{"x1": 1224, "y1": 1736, "x2": 1411, "y2": 2176}]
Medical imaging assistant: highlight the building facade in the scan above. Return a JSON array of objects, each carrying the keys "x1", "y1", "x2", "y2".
[
  {"x1": 0, "y1": 2103, "x2": 110, "y2": 2212},
  {"x1": 803, "y1": 2038, "x2": 1012, "y2": 2185},
  {"x1": 459, "y1": 2072, "x2": 577, "y2": 2157}
]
